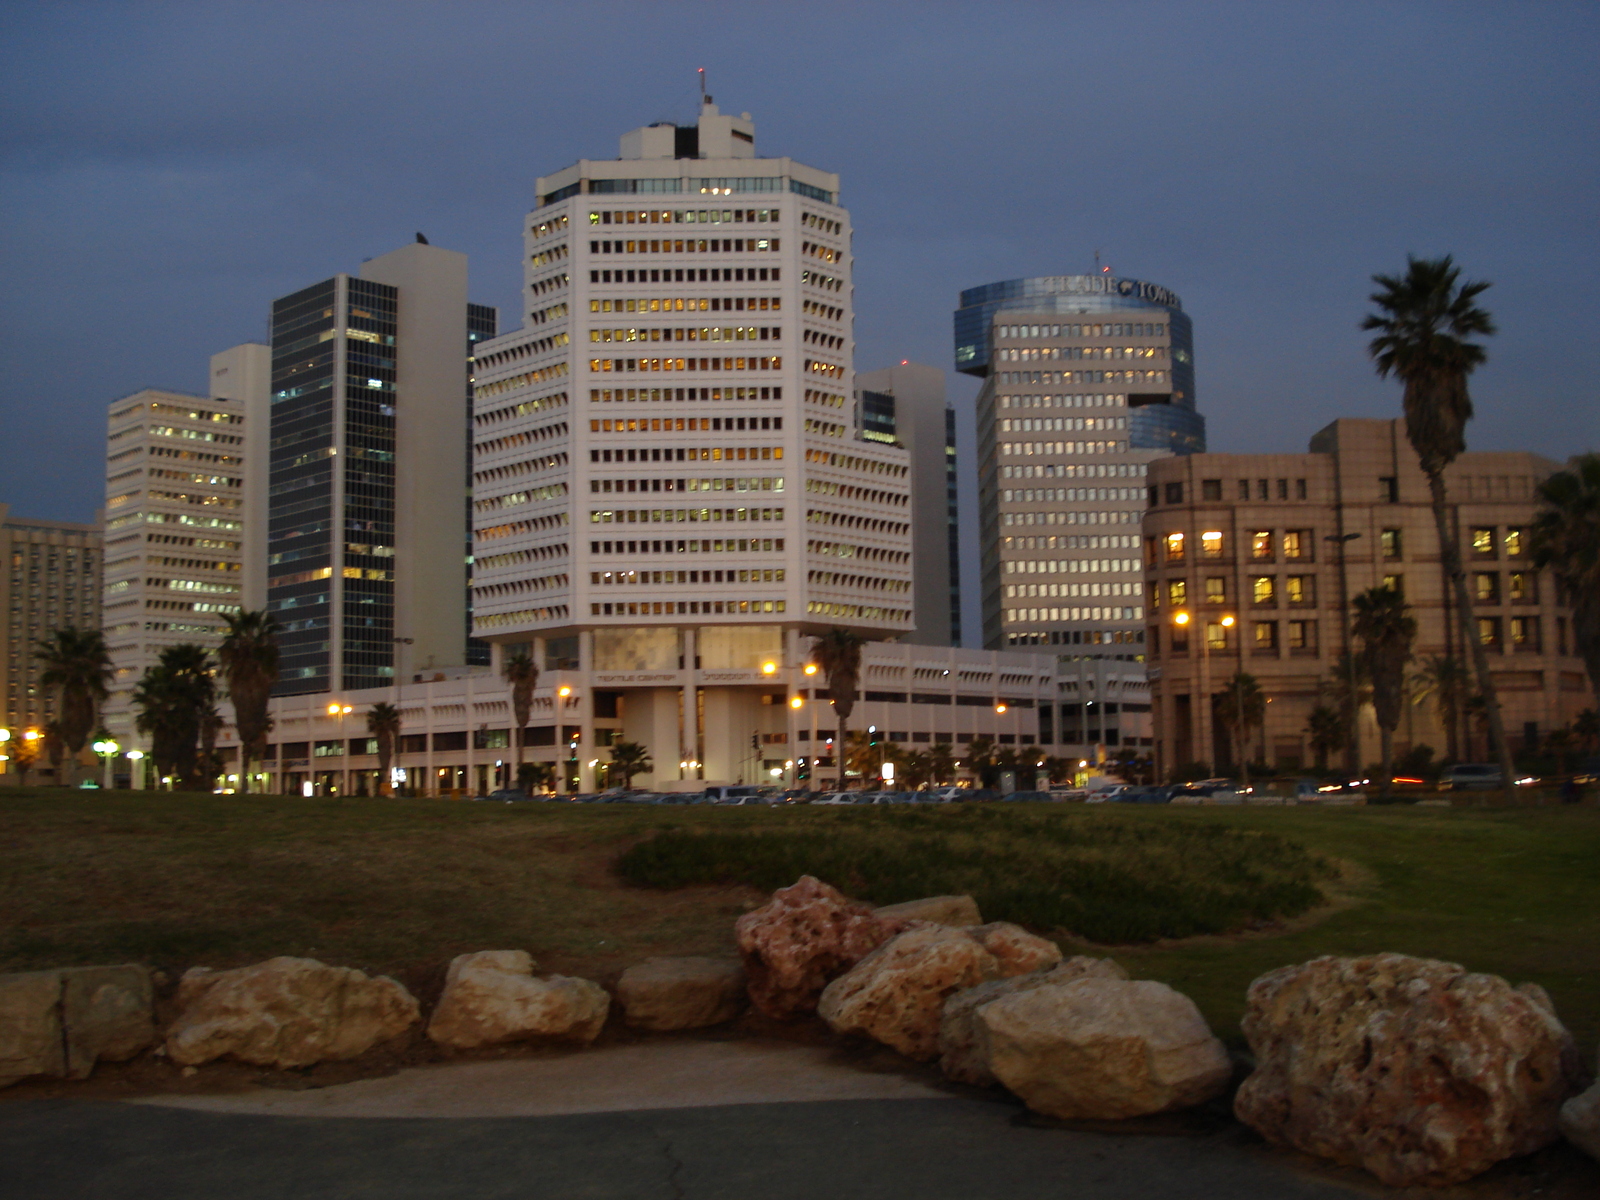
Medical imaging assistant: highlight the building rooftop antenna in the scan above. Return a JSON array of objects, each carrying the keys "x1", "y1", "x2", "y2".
[{"x1": 698, "y1": 67, "x2": 710, "y2": 107}]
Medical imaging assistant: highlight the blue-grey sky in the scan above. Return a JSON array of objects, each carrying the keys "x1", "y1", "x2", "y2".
[{"x1": 3, "y1": 0, "x2": 1596, "y2": 537}]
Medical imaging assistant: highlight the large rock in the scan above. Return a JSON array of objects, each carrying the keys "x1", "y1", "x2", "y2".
[
  {"x1": 1562, "y1": 1052, "x2": 1600, "y2": 1163},
  {"x1": 965, "y1": 922, "x2": 1062, "y2": 978},
  {"x1": 167, "y1": 957, "x2": 419, "y2": 1068},
  {"x1": 979, "y1": 976, "x2": 1231, "y2": 1119},
  {"x1": 60, "y1": 965, "x2": 154, "y2": 1079},
  {"x1": 0, "y1": 971, "x2": 64, "y2": 1087},
  {"x1": 427, "y1": 950, "x2": 609, "y2": 1049},
  {"x1": 617, "y1": 957, "x2": 745, "y2": 1032},
  {"x1": 735, "y1": 876, "x2": 906, "y2": 1019},
  {"x1": 874, "y1": 895, "x2": 981, "y2": 927},
  {"x1": 0, "y1": 965, "x2": 155, "y2": 1087},
  {"x1": 939, "y1": 957, "x2": 1128, "y2": 1086},
  {"x1": 818, "y1": 925, "x2": 998, "y2": 1060},
  {"x1": 1235, "y1": 954, "x2": 1588, "y2": 1188}
]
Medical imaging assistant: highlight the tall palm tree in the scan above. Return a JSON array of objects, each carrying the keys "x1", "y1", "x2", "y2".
[
  {"x1": 366, "y1": 702, "x2": 402, "y2": 797},
  {"x1": 218, "y1": 610, "x2": 281, "y2": 793},
  {"x1": 1215, "y1": 671, "x2": 1266, "y2": 789},
  {"x1": 1353, "y1": 586, "x2": 1418, "y2": 799},
  {"x1": 1409, "y1": 653, "x2": 1472, "y2": 763},
  {"x1": 42, "y1": 721, "x2": 66, "y2": 783},
  {"x1": 1363, "y1": 254, "x2": 1514, "y2": 802},
  {"x1": 607, "y1": 740, "x2": 652, "y2": 788},
  {"x1": 132, "y1": 644, "x2": 214, "y2": 790},
  {"x1": 35, "y1": 627, "x2": 113, "y2": 786},
  {"x1": 1305, "y1": 704, "x2": 1345, "y2": 771},
  {"x1": 519, "y1": 759, "x2": 555, "y2": 793},
  {"x1": 810, "y1": 629, "x2": 864, "y2": 786},
  {"x1": 963, "y1": 735, "x2": 1001, "y2": 789},
  {"x1": 1530, "y1": 453, "x2": 1600, "y2": 707},
  {"x1": 927, "y1": 742, "x2": 956, "y2": 785},
  {"x1": 1039, "y1": 754, "x2": 1075, "y2": 786},
  {"x1": 503, "y1": 651, "x2": 540, "y2": 785},
  {"x1": 9, "y1": 728, "x2": 41, "y2": 787}
]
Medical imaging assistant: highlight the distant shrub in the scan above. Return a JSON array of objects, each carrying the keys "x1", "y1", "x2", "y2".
[{"x1": 616, "y1": 806, "x2": 1335, "y2": 944}]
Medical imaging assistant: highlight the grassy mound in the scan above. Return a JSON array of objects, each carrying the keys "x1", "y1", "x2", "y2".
[{"x1": 617, "y1": 805, "x2": 1337, "y2": 944}]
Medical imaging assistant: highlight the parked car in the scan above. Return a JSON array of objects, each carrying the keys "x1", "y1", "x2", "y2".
[
  {"x1": 703, "y1": 785, "x2": 763, "y2": 804},
  {"x1": 476, "y1": 788, "x2": 534, "y2": 803},
  {"x1": 1439, "y1": 764, "x2": 1503, "y2": 791},
  {"x1": 1084, "y1": 785, "x2": 1132, "y2": 804},
  {"x1": 1117, "y1": 786, "x2": 1173, "y2": 804},
  {"x1": 810, "y1": 791, "x2": 854, "y2": 805},
  {"x1": 998, "y1": 790, "x2": 1053, "y2": 803}
]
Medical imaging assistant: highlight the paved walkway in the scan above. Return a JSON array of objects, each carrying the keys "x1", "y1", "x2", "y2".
[{"x1": 3, "y1": 1039, "x2": 1592, "y2": 1198}]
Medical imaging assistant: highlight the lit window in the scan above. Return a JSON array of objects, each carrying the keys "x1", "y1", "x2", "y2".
[
  {"x1": 1504, "y1": 528, "x2": 1526, "y2": 557},
  {"x1": 1252, "y1": 576, "x2": 1275, "y2": 605},
  {"x1": 1168, "y1": 580, "x2": 1187, "y2": 607},
  {"x1": 1201, "y1": 531, "x2": 1223, "y2": 557},
  {"x1": 1477, "y1": 617, "x2": 1502, "y2": 648},
  {"x1": 1164, "y1": 532, "x2": 1185, "y2": 561},
  {"x1": 1381, "y1": 528, "x2": 1402, "y2": 559},
  {"x1": 1251, "y1": 531, "x2": 1273, "y2": 560},
  {"x1": 1474, "y1": 572, "x2": 1500, "y2": 603},
  {"x1": 1471, "y1": 527, "x2": 1496, "y2": 557},
  {"x1": 1254, "y1": 621, "x2": 1278, "y2": 650},
  {"x1": 1204, "y1": 577, "x2": 1226, "y2": 603},
  {"x1": 1285, "y1": 575, "x2": 1312, "y2": 604},
  {"x1": 1383, "y1": 574, "x2": 1403, "y2": 595},
  {"x1": 1207, "y1": 622, "x2": 1229, "y2": 651},
  {"x1": 1508, "y1": 572, "x2": 1536, "y2": 603},
  {"x1": 1282, "y1": 530, "x2": 1306, "y2": 559}
]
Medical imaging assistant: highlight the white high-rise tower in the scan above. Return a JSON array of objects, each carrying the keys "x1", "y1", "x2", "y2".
[{"x1": 469, "y1": 99, "x2": 913, "y2": 787}]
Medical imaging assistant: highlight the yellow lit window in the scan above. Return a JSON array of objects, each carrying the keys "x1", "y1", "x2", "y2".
[
  {"x1": 1164, "y1": 532, "x2": 1185, "y2": 561},
  {"x1": 1252, "y1": 576, "x2": 1275, "y2": 604},
  {"x1": 1251, "y1": 531, "x2": 1273, "y2": 560},
  {"x1": 1168, "y1": 579, "x2": 1187, "y2": 607},
  {"x1": 1201, "y1": 530, "x2": 1223, "y2": 557},
  {"x1": 1471, "y1": 527, "x2": 1495, "y2": 556},
  {"x1": 1282, "y1": 530, "x2": 1304, "y2": 559},
  {"x1": 1204, "y1": 577, "x2": 1226, "y2": 603},
  {"x1": 1285, "y1": 575, "x2": 1311, "y2": 604},
  {"x1": 1504, "y1": 528, "x2": 1525, "y2": 557}
]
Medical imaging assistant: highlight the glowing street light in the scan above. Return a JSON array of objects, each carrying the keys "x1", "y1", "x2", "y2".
[
  {"x1": 760, "y1": 660, "x2": 778, "y2": 675},
  {"x1": 789, "y1": 695, "x2": 804, "y2": 709},
  {"x1": 803, "y1": 663, "x2": 818, "y2": 676},
  {"x1": 994, "y1": 703, "x2": 1007, "y2": 714}
]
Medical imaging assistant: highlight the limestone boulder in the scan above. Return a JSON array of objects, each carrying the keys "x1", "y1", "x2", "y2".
[
  {"x1": 60, "y1": 965, "x2": 155, "y2": 1079},
  {"x1": 617, "y1": 957, "x2": 745, "y2": 1032},
  {"x1": 964, "y1": 922, "x2": 1062, "y2": 978},
  {"x1": 818, "y1": 925, "x2": 999, "y2": 1060},
  {"x1": 979, "y1": 976, "x2": 1231, "y2": 1119},
  {"x1": 1234, "y1": 954, "x2": 1588, "y2": 1188},
  {"x1": 939, "y1": 957, "x2": 1128, "y2": 1086},
  {"x1": 1561, "y1": 1052, "x2": 1600, "y2": 1163},
  {"x1": 0, "y1": 971, "x2": 65, "y2": 1087},
  {"x1": 427, "y1": 950, "x2": 609, "y2": 1049},
  {"x1": 166, "y1": 956, "x2": 419, "y2": 1068},
  {"x1": 735, "y1": 876, "x2": 905, "y2": 1019},
  {"x1": 874, "y1": 895, "x2": 982, "y2": 927}
]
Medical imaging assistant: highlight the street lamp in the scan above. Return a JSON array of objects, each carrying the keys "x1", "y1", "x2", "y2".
[
  {"x1": 326, "y1": 702, "x2": 352, "y2": 796},
  {"x1": 92, "y1": 738, "x2": 119, "y2": 789},
  {"x1": 1174, "y1": 608, "x2": 1235, "y2": 774}
]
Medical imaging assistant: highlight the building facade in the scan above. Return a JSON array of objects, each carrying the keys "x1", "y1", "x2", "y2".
[
  {"x1": 267, "y1": 242, "x2": 496, "y2": 696},
  {"x1": 954, "y1": 275, "x2": 1205, "y2": 654},
  {"x1": 1, "y1": 504, "x2": 103, "y2": 780},
  {"x1": 856, "y1": 362, "x2": 957, "y2": 646},
  {"x1": 464, "y1": 99, "x2": 916, "y2": 787},
  {"x1": 100, "y1": 346, "x2": 266, "y2": 750},
  {"x1": 1142, "y1": 418, "x2": 1589, "y2": 777}
]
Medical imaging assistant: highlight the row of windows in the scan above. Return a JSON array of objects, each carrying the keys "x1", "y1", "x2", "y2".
[
  {"x1": 1004, "y1": 535, "x2": 1140, "y2": 554},
  {"x1": 592, "y1": 568, "x2": 786, "y2": 586},
  {"x1": 587, "y1": 538, "x2": 784, "y2": 556},
  {"x1": 591, "y1": 296, "x2": 778, "y2": 314},
  {"x1": 1004, "y1": 603, "x2": 1144, "y2": 623},
  {"x1": 802, "y1": 271, "x2": 845, "y2": 293},
  {"x1": 593, "y1": 447, "x2": 783, "y2": 468},
  {"x1": 590, "y1": 416, "x2": 781, "y2": 438},
  {"x1": 999, "y1": 415, "x2": 1123, "y2": 434},
  {"x1": 530, "y1": 214, "x2": 569, "y2": 239},
  {"x1": 589, "y1": 325, "x2": 780, "y2": 343},
  {"x1": 590, "y1": 267, "x2": 777, "y2": 285},
  {"x1": 997, "y1": 393, "x2": 1125, "y2": 410},
  {"x1": 801, "y1": 450, "x2": 907, "y2": 477},
  {"x1": 801, "y1": 240, "x2": 841, "y2": 264},
  {"x1": 589, "y1": 506, "x2": 784, "y2": 525},
  {"x1": 1003, "y1": 511, "x2": 1139, "y2": 531},
  {"x1": 1153, "y1": 620, "x2": 1319, "y2": 656},
  {"x1": 1152, "y1": 529, "x2": 1314, "y2": 563},
  {"x1": 1003, "y1": 582, "x2": 1142, "y2": 601},
  {"x1": 806, "y1": 388, "x2": 847, "y2": 409},
  {"x1": 805, "y1": 600, "x2": 909, "y2": 622},
  {"x1": 588, "y1": 386, "x2": 780, "y2": 404},
  {"x1": 995, "y1": 370, "x2": 1161, "y2": 387},
  {"x1": 1005, "y1": 557, "x2": 1140, "y2": 577},
  {"x1": 1155, "y1": 576, "x2": 1317, "y2": 609},
  {"x1": 998, "y1": 347, "x2": 1166, "y2": 363},
  {"x1": 802, "y1": 300, "x2": 844, "y2": 322},
  {"x1": 588, "y1": 208, "x2": 781, "y2": 226},
  {"x1": 590, "y1": 475, "x2": 785, "y2": 494},
  {"x1": 589, "y1": 355, "x2": 781, "y2": 374},
  {"x1": 589, "y1": 237, "x2": 778, "y2": 255},
  {"x1": 592, "y1": 598, "x2": 788, "y2": 618},
  {"x1": 472, "y1": 362, "x2": 569, "y2": 401},
  {"x1": 1001, "y1": 440, "x2": 1127, "y2": 458},
  {"x1": 800, "y1": 212, "x2": 842, "y2": 234},
  {"x1": 1001, "y1": 486, "x2": 1143, "y2": 503},
  {"x1": 476, "y1": 483, "x2": 569, "y2": 512},
  {"x1": 529, "y1": 244, "x2": 567, "y2": 268},
  {"x1": 1474, "y1": 571, "x2": 1540, "y2": 604},
  {"x1": 1002, "y1": 463, "x2": 1144, "y2": 482},
  {"x1": 998, "y1": 322, "x2": 1165, "y2": 340}
]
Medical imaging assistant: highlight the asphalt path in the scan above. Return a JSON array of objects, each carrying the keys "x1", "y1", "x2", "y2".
[{"x1": 2, "y1": 1094, "x2": 1379, "y2": 1200}]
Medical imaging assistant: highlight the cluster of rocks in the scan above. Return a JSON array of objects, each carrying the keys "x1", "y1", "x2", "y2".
[{"x1": 2, "y1": 871, "x2": 1595, "y2": 1189}]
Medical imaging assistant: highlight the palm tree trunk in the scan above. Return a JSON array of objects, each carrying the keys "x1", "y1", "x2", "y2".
[
  {"x1": 1428, "y1": 472, "x2": 1516, "y2": 803},
  {"x1": 1379, "y1": 726, "x2": 1394, "y2": 800},
  {"x1": 837, "y1": 721, "x2": 847, "y2": 788}
]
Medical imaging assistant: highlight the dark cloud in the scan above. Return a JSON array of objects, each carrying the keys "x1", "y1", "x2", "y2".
[{"x1": 3, "y1": 0, "x2": 1596, "y2": 539}]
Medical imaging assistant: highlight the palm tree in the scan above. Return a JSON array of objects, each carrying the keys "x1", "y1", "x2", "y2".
[
  {"x1": 366, "y1": 702, "x2": 402, "y2": 797},
  {"x1": 518, "y1": 760, "x2": 555, "y2": 793},
  {"x1": 1409, "y1": 653, "x2": 1472, "y2": 763},
  {"x1": 1530, "y1": 453, "x2": 1600, "y2": 707},
  {"x1": 927, "y1": 742, "x2": 956, "y2": 785},
  {"x1": 1039, "y1": 754, "x2": 1076, "y2": 786},
  {"x1": 607, "y1": 740, "x2": 652, "y2": 788},
  {"x1": 35, "y1": 627, "x2": 113, "y2": 786},
  {"x1": 1305, "y1": 704, "x2": 1345, "y2": 771},
  {"x1": 132, "y1": 644, "x2": 214, "y2": 789},
  {"x1": 1215, "y1": 671, "x2": 1266, "y2": 789},
  {"x1": 218, "y1": 610, "x2": 280, "y2": 793},
  {"x1": 9, "y1": 728, "x2": 41, "y2": 787},
  {"x1": 963, "y1": 735, "x2": 1000, "y2": 788},
  {"x1": 1364, "y1": 254, "x2": 1514, "y2": 802},
  {"x1": 42, "y1": 721, "x2": 65, "y2": 783},
  {"x1": 1353, "y1": 586, "x2": 1418, "y2": 799},
  {"x1": 810, "y1": 629, "x2": 864, "y2": 785},
  {"x1": 502, "y1": 651, "x2": 540, "y2": 787}
]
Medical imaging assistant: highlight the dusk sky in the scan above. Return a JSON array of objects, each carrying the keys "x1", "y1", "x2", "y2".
[{"x1": 3, "y1": 1, "x2": 1596, "y2": 536}]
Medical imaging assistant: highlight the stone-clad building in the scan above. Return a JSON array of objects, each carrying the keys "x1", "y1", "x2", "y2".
[{"x1": 1142, "y1": 418, "x2": 1588, "y2": 777}]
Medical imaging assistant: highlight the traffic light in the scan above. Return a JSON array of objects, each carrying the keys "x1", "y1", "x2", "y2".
[{"x1": 796, "y1": 756, "x2": 810, "y2": 782}]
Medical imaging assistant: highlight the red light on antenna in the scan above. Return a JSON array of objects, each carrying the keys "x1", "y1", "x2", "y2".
[{"x1": 901, "y1": 359, "x2": 908, "y2": 365}]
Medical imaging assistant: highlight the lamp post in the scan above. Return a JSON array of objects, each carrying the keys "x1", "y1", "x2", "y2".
[
  {"x1": 326, "y1": 703, "x2": 352, "y2": 796},
  {"x1": 126, "y1": 748, "x2": 144, "y2": 790},
  {"x1": 1326, "y1": 532, "x2": 1362, "y2": 777},
  {"x1": 92, "y1": 738, "x2": 119, "y2": 789},
  {"x1": 1174, "y1": 610, "x2": 1234, "y2": 774}
]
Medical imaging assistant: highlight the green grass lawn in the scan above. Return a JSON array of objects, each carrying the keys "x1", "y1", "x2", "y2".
[{"x1": 1, "y1": 789, "x2": 1595, "y2": 1055}]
